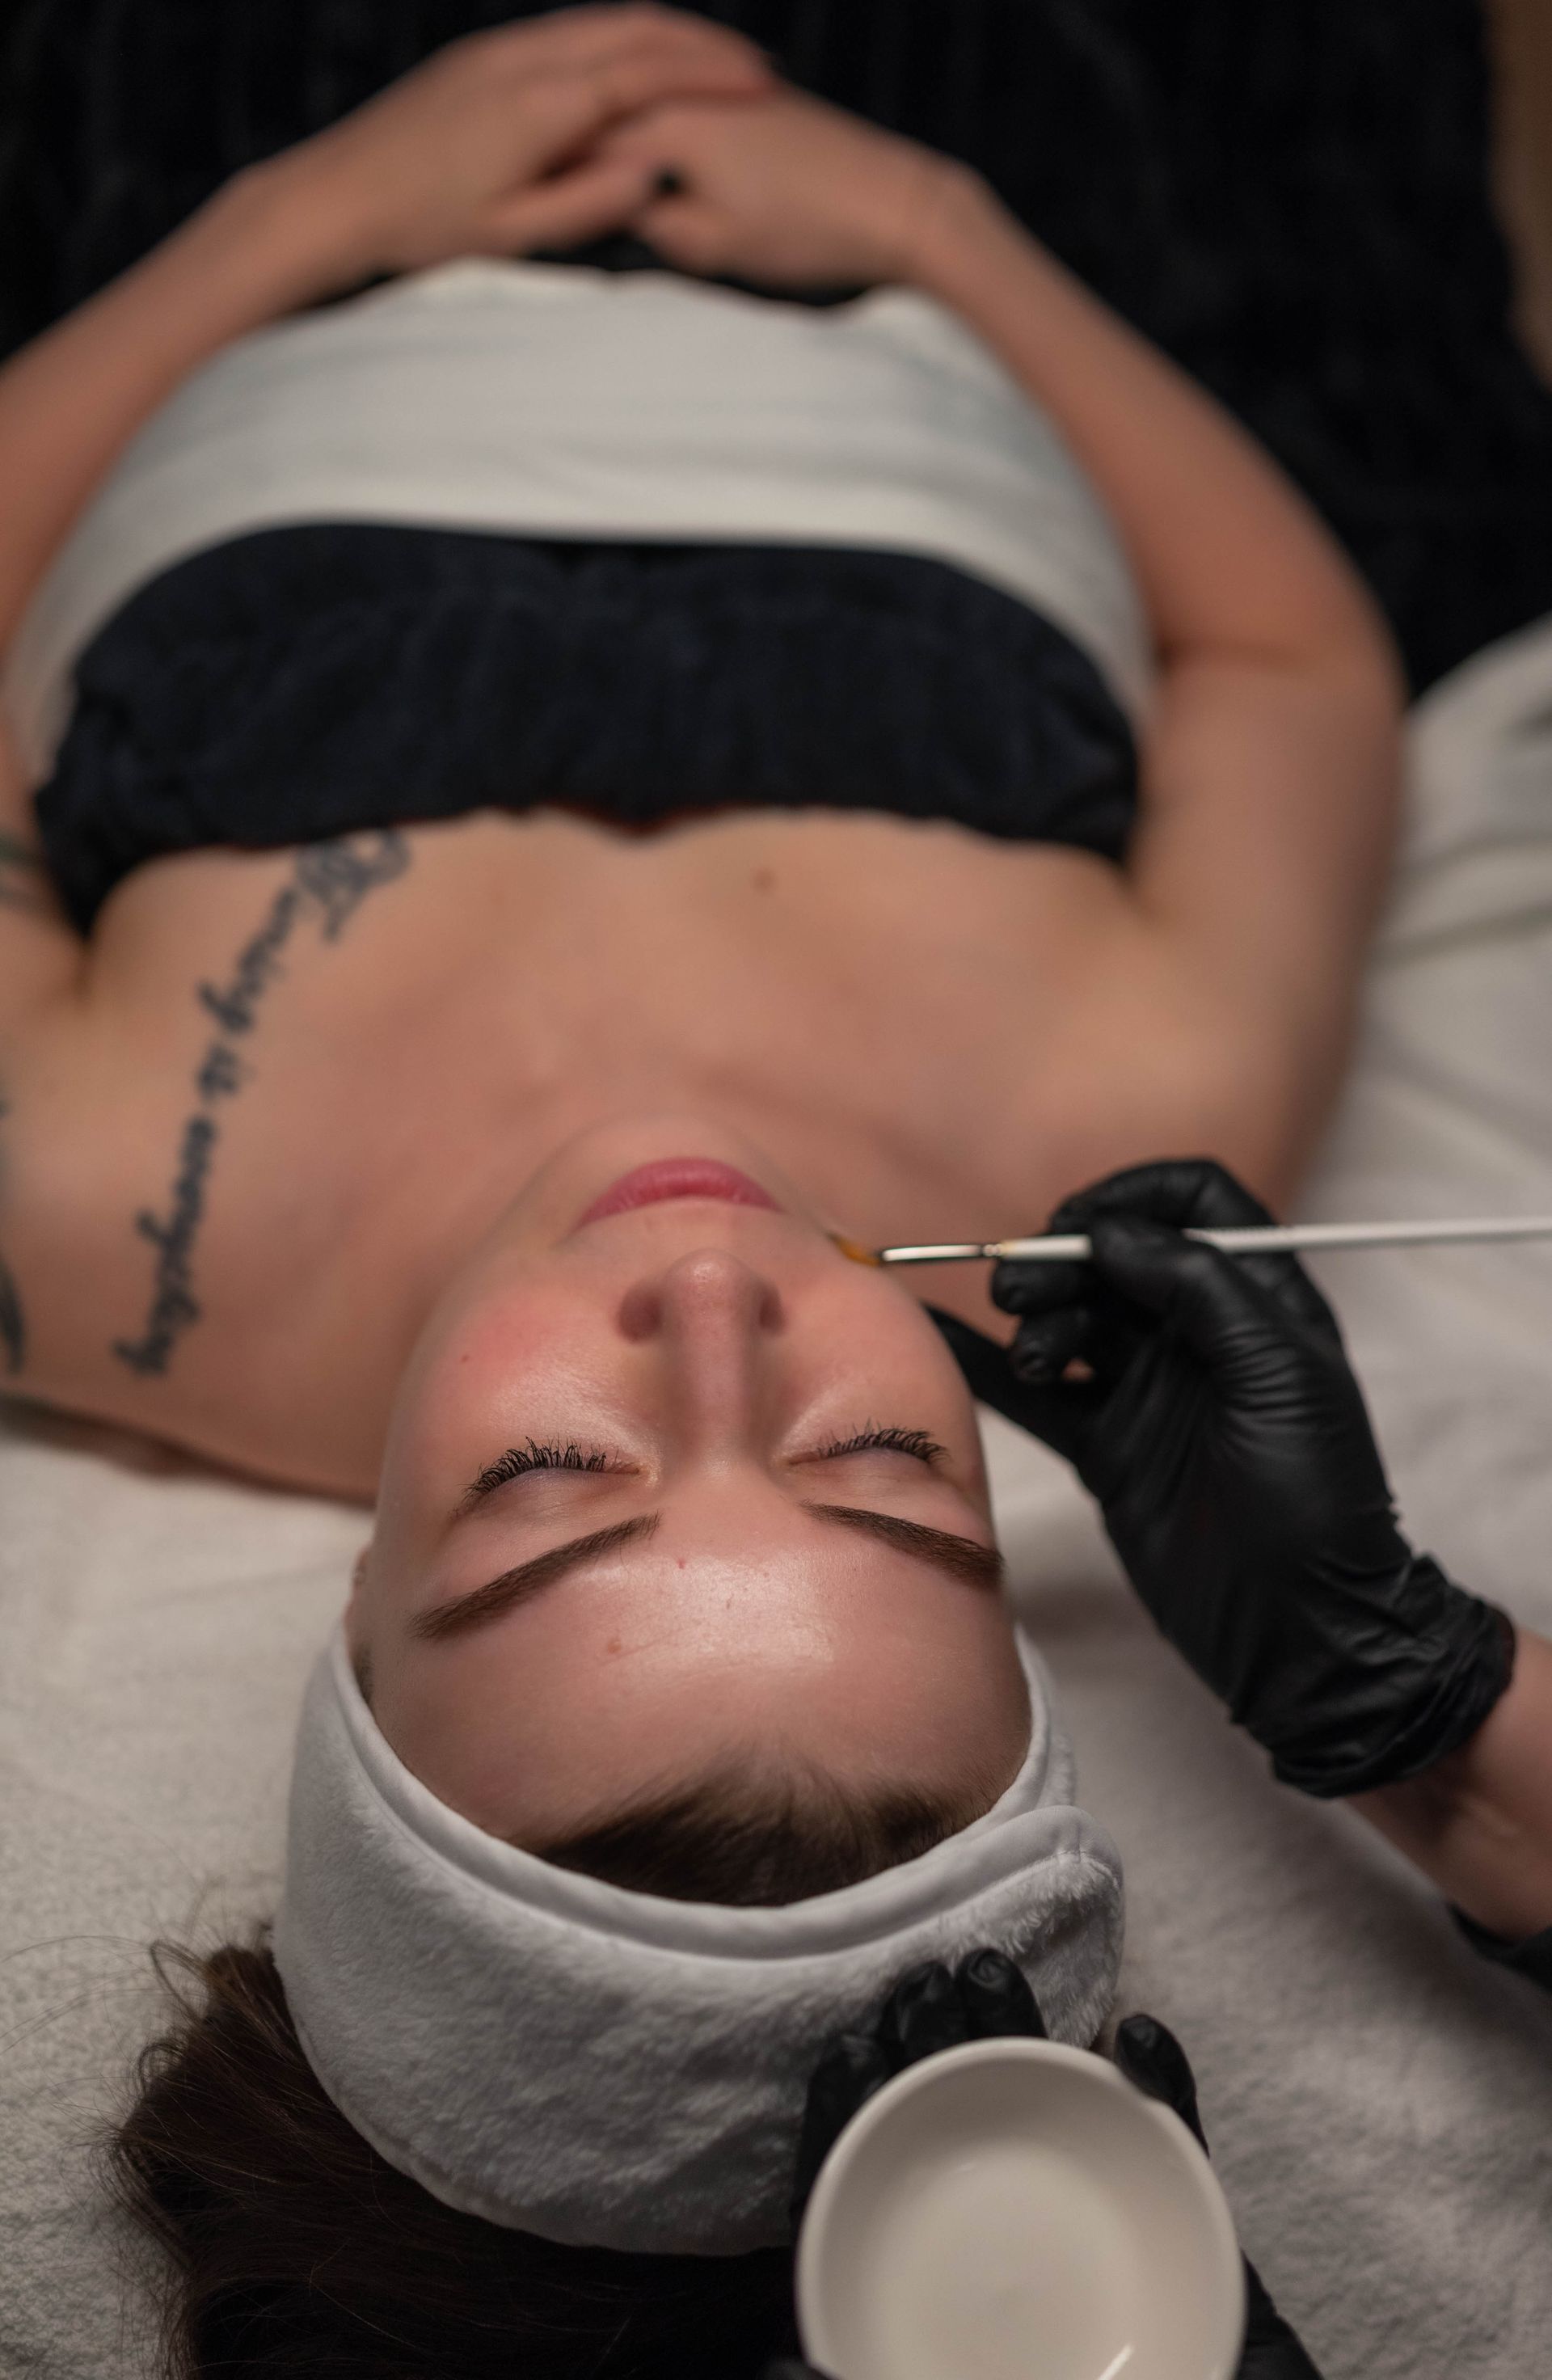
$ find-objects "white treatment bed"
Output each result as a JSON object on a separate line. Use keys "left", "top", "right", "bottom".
{"left": 6, "top": 618, "right": 1552, "bottom": 2378}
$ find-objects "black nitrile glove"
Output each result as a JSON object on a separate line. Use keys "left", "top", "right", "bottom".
{"left": 1115, "top": 2015, "right": 1326, "bottom": 2380}
{"left": 768, "top": 1954, "right": 1322, "bottom": 2380}
{"left": 788, "top": 1950, "right": 1047, "bottom": 2222}
{"left": 971, "top": 1158, "right": 1513, "bottom": 1798}
{"left": 764, "top": 1952, "right": 1046, "bottom": 2380}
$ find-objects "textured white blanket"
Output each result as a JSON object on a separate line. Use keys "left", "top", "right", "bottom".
{"left": 6, "top": 621, "right": 1552, "bottom": 2377}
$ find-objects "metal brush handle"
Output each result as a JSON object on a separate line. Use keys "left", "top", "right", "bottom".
{"left": 874, "top": 1216, "right": 1552, "bottom": 1265}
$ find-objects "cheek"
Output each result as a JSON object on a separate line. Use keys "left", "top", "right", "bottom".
{"left": 377, "top": 1287, "right": 621, "bottom": 1534}
{"left": 823, "top": 1296, "right": 991, "bottom": 1490}
{"left": 446, "top": 1285, "right": 621, "bottom": 1425}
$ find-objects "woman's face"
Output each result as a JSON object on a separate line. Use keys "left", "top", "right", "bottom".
{"left": 352, "top": 1116, "right": 1030, "bottom": 1846}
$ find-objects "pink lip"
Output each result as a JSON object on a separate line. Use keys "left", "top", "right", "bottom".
{"left": 576, "top": 1158, "right": 782, "bottom": 1229}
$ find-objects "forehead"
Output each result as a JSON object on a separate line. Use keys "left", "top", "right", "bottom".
{"left": 369, "top": 1521, "right": 1027, "bottom": 1842}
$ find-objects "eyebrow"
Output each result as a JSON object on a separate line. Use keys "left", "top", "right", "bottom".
{"left": 805, "top": 1503, "right": 1006, "bottom": 1591}
{"left": 412, "top": 1516, "right": 660, "bottom": 1642}
{"left": 411, "top": 1504, "right": 1002, "bottom": 1645}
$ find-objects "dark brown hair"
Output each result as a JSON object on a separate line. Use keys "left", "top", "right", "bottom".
{"left": 109, "top": 1774, "right": 996, "bottom": 2376}
{"left": 109, "top": 1935, "right": 795, "bottom": 2379}
{"left": 541, "top": 1762, "right": 993, "bottom": 1905}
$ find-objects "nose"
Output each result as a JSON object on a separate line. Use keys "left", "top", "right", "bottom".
{"left": 621, "top": 1248, "right": 783, "bottom": 1454}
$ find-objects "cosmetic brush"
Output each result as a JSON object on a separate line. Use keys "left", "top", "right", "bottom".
{"left": 829, "top": 1215, "right": 1552, "bottom": 1268}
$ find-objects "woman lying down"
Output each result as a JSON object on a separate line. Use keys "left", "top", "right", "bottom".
{"left": 0, "top": 6, "right": 1405, "bottom": 2370}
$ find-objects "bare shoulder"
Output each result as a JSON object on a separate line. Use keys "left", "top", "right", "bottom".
{"left": 0, "top": 825, "right": 417, "bottom": 1471}
{"left": 0, "top": 994, "right": 192, "bottom": 1424}
{"left": 1109, "top": 653, "right": 1403, "bottom": 1203}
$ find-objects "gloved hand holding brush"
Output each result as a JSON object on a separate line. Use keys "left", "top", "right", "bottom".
{"left": 943, "top": 1157, "right": 1516, "bottom": 1801}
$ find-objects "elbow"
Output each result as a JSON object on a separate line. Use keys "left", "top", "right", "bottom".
{"left": 1309, "top": 571, "right": 1409, "bottom": 720}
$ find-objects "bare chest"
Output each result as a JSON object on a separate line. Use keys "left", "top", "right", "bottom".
{"left": 24, "top": 810, "right": 1209, "bottom": 1488}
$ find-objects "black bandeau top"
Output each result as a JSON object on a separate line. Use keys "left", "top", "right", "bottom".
{"left": 34, "top": 521, "right": 1137, "bottom": 931}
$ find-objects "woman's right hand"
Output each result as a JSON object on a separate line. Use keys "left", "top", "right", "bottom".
{"left": 600, "top": 83, "right": 974, "bottom": 289}
{"left": 251, "top": 5, "right": 774, "bottom": 287}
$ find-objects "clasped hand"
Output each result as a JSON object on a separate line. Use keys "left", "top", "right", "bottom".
{"left": 260, "top": 5, "right": 771, "bottom": 282}
{"left": 255, "top": 4, "right": 964, "bottom": 294}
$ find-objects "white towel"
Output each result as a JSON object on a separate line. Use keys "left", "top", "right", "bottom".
{"left": 0, "top": 259, "right": 1152, "bottom": 780}
{"left": 272, "top": 1628, "right": 1124, "bottom": 2254}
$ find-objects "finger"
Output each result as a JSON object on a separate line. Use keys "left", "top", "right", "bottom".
{"left": 488, "top": 154, "right": 659, "bottom": 253}
{"left": 1250, "top": 1255, "right": 1346, "bottom": 1347}
{"left": 1113, "top": 2013, "right": 1207, "bottom": 2149}
{"left": 925, "top": 1306, "right": 1099, "bottom": 1466}
{"left": 956, "top": 1948, "right": 1048, "bottom": 2038}
{"left": 791, "top": 2028, "right": 893, "bottom": 2213}
{"left": 1104, "top": 1162, "right": 1338, "bottom": 1340}
{"left": 1050, "top": 1158, "right": 1277, "bottom": 1239}
{"left": 990, "top": 1255, "right": 1090, "bottom": 1318}
{"left": 1241, "top": 2257, "right": 1329, "bottom": 2376}
{"left": 1009, "top": 1305, "right": 1095, "bottom": 1385}
{"left": 879, "top": 1961, "right": 972, "bottom": 2069}
{"left": 1013, "top": 1293, "right": 1151, "bottom": 1394}
{"left": 629, "top": 189, "right": 731, "bottom": 273}
{"left": 521, "top": 51, "right": 764, "bottom": 183}
{"left": 1085, "top": 1214, "right": 1292, "bottom": 1361}
{"left": 487, "top": 6, "right": 774, "bottom": 84}
{"left": 999, "top": 1375, "right": 1099, "bottom": 1468}
{"left": 588, "top": 43, "right": 771, "bottom": 120}
{"left": 1050, "top": 1158, "right": 1340, "bottom": 1336}
{"left": 1088, "top": 1210, "right": 1348, "bottom": 1379}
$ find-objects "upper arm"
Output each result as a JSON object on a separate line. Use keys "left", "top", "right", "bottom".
{"left": 1123, "top": 648, "right": 1405, "bottom": 1193}
{"left": 0, "top": 707, "right": 86, "bottom": 1027}
{"left": 0, "top": 704, "right": 88, "bottom": 1388}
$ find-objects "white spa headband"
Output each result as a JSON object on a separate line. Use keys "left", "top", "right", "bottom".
{"left": 273, "top": 1628, "right": 1124, "bottom": 2255}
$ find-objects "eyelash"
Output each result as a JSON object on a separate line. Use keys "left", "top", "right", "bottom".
{"left": 470, "top": 1440, "right": 618, "bottom": 1495}
{"left": 471, "top": 1424, "right": 943, "bottom": 1496}
{"left": 815, "top": 1425, "right": 944, "bottom": 1465}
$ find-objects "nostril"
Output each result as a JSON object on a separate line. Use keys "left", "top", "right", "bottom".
{"left": 616, "top": 1281, "right": 662, "bottom": 1342}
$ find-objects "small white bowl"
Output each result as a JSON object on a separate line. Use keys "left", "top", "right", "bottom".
{"left": 796, "top": 2038, "right": 1246, "bottom": 2380}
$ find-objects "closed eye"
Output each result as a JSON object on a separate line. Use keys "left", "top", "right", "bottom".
{"left": 807, "top": 1425, "right": 945, "bottom": 1466}
{"left": 458, "top": 1440, "right": 639, "bottom": 1513}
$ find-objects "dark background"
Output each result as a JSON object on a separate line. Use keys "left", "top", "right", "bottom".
{"left": 2, "top": 0, "right": 1550, "bottom": 693}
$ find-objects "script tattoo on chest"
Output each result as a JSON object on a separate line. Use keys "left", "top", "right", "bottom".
{"left": 112, "top": 832, "right": 410, "bottom": 1379}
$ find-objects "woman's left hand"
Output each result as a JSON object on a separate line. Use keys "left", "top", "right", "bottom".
{"left": 599, "top": 85, "right": 972, "bottom": 288}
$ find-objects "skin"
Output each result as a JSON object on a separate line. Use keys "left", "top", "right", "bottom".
{"left": 0, "top": 10, "right": 1403, "bottom": 1834}
{"left": 352, "top": 1113, "right": 1031, "bottom": 1842}
{"left": 1356, "top": 1630, "right": 1552, "bottom": 1939}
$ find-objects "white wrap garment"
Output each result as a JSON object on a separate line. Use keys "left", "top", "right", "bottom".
{"left": 2, "top": 260, "right": 1149, "bottom": 779}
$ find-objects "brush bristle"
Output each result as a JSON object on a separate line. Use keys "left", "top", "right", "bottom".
{"left": 827, "top": 1231, "right": 881, "bottom": 1267}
